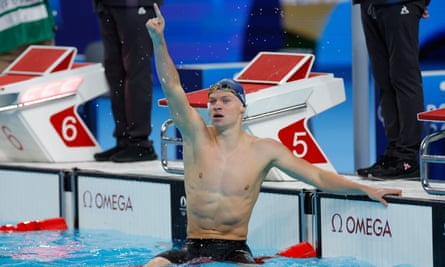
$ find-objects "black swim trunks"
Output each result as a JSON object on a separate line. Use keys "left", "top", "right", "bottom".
{"left": 154, "top": 238, "right": 256, "bottom": 264}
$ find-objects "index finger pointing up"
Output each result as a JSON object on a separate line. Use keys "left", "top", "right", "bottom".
{"left": 153, "top": 3, "right": 162, "bottom": 18}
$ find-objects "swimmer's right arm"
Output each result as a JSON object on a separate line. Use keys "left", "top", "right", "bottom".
{"left": 147, "top": 3, "right": 203, "bottom": 134}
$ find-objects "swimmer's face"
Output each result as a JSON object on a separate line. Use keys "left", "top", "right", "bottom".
{"left": 208, "top": 90, "right": 245, "bottom": 126}
{"left": 208, "top": 82, "right": 246, "bottom": 107}
{"left": 208, "top": 85, "right": 240, "bottom": 104}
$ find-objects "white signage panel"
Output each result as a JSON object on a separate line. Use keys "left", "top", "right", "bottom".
{"left": 320, "top": 197, "right": 433, "bottom": 267}
{"left": 78, "top": 176, "right": 171, "bottom": 239}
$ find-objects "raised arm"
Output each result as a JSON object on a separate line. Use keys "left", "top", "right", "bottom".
{"left": 146, "top": 3, "right": 204, "bottom": 134}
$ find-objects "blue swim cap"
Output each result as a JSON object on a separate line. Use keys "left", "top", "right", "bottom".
{"left": 208, "top": 78, "right": 246, "bottom": 107}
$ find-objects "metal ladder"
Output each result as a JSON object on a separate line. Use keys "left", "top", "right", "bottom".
{"left": 420, "top": 129, "right": 445, "bottom": 195}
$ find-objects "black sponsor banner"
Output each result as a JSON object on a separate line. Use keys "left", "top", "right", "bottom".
{"left": 433, "top": 204, "right": 445, "bottom": 266}
{"left": 170, "top": 181, "right": 187, "bottom": 246}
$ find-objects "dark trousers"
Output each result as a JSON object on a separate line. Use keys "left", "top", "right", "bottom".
{"left": 360, "top": 0, "right": 426, "bottom": 161}
{"left": 97, "top": 5, "right": 155, "bottom": 148}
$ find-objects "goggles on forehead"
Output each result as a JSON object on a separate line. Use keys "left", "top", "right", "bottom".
{"left": 208, "top": 82, "right": 247, "bottom": 107}
{"left": 208, "top": 83, "right": 237, "bottom": 96}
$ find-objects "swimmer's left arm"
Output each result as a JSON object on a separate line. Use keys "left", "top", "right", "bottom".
{"left": 358, "top": 185, "right": 402, "bottom": 206}
{"left": 311, "top": 170, "right": 402, "bottom": 206}
{"left": 264, "top": 138, "right": 402, "bottom": 206}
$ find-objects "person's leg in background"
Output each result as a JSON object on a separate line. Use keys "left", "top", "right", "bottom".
{"left": 94, "top": 5, "right": 157, "bottom": 162}
{"left": 372, "top": 1, "right": 424, "bottom": 178}
{"left": 356, "top": 0, "right": 425, "bottom": 178}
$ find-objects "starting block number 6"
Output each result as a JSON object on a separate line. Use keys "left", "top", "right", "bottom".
{"left": 50, "top": 106, "right": 95, "bottom": 147}
{"left": 1, "top": 125, "right": 24, "bottom": 151}
{"left": 62, "top": 116, "right": 78, "bottom": 142}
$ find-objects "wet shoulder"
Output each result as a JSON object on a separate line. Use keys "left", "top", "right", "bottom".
{"left": 250, "top": 136, "right": 284, "bottom": 156}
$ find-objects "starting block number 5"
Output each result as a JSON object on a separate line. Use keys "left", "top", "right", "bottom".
{"left": 292, "top": 131, "right": 308, "bottom": 158}
{"left": 278, "top": 118, "right": 328, "bottom": 164}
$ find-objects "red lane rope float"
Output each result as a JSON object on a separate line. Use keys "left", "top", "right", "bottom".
{"left": 0, "top": 217, "right": 68, "bottom": 232}
{"left": 254, "top": 241, "right": 317, "bottom": 264}
{"left": 277, "top": 241, "right": 317, "bottom": 258}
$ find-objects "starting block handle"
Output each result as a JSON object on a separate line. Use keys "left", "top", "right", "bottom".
{"left": 160, "top": 101, "right": 311, "bottom": 175}
{"left": 420, "top": 129, "right": 445, "bottom": 195}
{"left": 0, "top": 93, "right": 76, "bottom": 113}
{"left": 160, "top": 102, "right": 307, "bottom": 175}
{"left": 160, "top": 119, "right": 184, "bottom": 175}
{"left": 243, "top": 102, "right": 306, "bottom": 122}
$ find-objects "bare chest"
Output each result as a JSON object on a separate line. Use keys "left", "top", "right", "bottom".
{"left": 189, "top": 151, "right": 264, "bottom": 193}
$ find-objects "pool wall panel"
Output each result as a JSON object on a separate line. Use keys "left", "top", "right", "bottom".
{"left": 248, "top": 190, "right": 301, "bottom": 249}
{"left": 317, "top": 195, "right": 435, "bottom": 267}
{"left": 0, "top": 167, "right": 61, "bottom": 222}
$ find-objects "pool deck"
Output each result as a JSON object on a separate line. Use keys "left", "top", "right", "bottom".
{"left": 0, "top": 159, "right": 442, "bottom": 202}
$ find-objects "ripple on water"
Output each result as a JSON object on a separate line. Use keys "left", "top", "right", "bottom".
{"left": 0, "top": 229, "right": 380, "bottom": 267}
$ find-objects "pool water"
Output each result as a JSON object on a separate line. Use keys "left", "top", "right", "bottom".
{"left": 0, "top": 229, "right": 377, "bottom": 267}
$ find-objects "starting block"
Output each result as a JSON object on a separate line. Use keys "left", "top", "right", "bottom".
{"left": 159, "top": 52, "right": 346, "bottom": 180}
{"left": 417, "top": 108, "right": 445, "bottom": 194}
{"left": 0, "top": 46, "right": 108, "bottom": 162}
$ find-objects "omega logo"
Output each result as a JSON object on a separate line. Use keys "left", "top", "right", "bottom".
{"left": 331, "top": 213, "right": 392, "bottom": 237}
{"left": 180, "top": 196, "right": 187, "bottom": 208}
{"left": 179, "top": 195, "right": 187, "bottom": 216}
{"left": 82, "top": 190, "right": 133, "bottom": 212}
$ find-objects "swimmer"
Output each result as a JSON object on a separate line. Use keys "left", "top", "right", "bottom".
{"left": 144, "top": 3, "right": 402, "bottom": 266}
